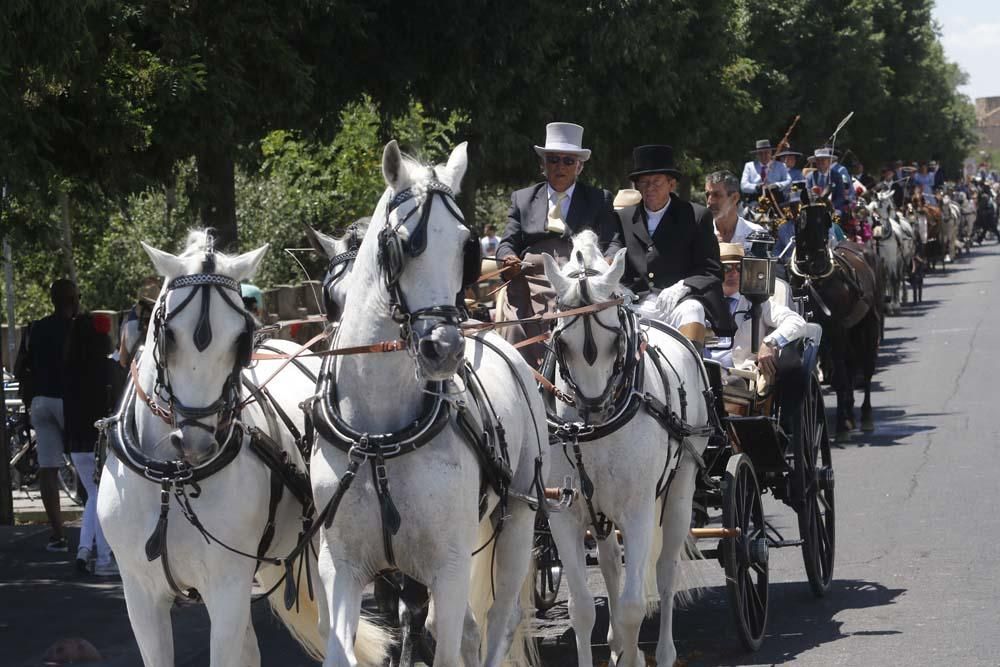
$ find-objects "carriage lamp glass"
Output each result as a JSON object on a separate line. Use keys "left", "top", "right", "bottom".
{"left": 739, "top": 256, "right": 776, "bottom": 298}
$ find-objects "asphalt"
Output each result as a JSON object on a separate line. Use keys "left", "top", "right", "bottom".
{"left": 3, "top": 242, "right": 1000, "bottom": 666}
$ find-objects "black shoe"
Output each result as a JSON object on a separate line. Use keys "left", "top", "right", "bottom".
{"left": 76, "top": 558, "right": 91, "bottom": 575}
{"left": 46, "top": 536, "right": 69, "bottom": 553}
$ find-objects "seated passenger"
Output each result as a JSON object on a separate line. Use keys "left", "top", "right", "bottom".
{"left": 708, "top": 242, "right": 807, "bottom": 382}
{"left": 617, "top": 145, "right": 735, "bottom": 350}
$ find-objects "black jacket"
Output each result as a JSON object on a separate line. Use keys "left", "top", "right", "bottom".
{"left": 496, "top": 181, "right": 623, "bottom": 259}
{"left": 619, "top": 195, "right": 735, "bottom": 336}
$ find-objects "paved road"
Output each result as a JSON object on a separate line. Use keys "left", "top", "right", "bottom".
{"left": 538, "top": 242, "right": 1000, "bottom": 665}
{"left": 4, "top": 244, "right": 999, "bottom": 665}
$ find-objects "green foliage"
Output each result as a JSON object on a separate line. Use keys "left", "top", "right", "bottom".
{"left": 0, "top": 0, "right": 980, "bottom": 328}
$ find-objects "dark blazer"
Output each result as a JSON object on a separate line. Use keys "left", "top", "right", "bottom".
{"left": 619, "top": 195, "right": 735, "bottom": 336}
{"left": 496, "top": 181, "right": 623, "bottom": 259}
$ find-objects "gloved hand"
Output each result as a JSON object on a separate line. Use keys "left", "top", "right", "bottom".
{"left": 654, "top": 280, "right": 690, "bottom": 317}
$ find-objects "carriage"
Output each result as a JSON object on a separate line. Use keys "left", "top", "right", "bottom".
{"left": 529, "top": 239, "right": 836, "bottom": 654}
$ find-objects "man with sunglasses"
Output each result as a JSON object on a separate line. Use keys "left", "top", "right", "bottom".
{"left": 495, "top": 122, "right": 621, "bottom": 366}
{"left": 708, "top": 243, "right": 806, "bottom": 381}
{"left": 617, "top": 145, "right": 734, "bottom": 351}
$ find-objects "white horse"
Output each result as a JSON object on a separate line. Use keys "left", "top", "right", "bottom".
{"left": 939, "top": 193, "right": 961, "bottom": 262}
{"left": 541, "top": 232, "right": 712, "bottom": 667}
{"left": 868, "top": 190, "right": 907, "bottom": 314}
{"left": 97, "top": 232, "right": 388, "bottom": 666}
{"left": 310, "top": 141, "right": 548, "bottom": 666}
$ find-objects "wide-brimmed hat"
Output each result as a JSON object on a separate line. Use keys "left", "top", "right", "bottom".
{"left": 629, "top": 145, "right": 682, "bottom": 180}
{"left": 749, "top": 139, "right": 775, "bottom": 154}
{"left": 533, "top": 122, "right": 591, "bottom": 161}
{"left": 719, "top": 242, "right": 745, "bottom": 264}
{"left": 613, "top": 188, "right": 642, "bottom": 209}
{"left": 808, "top": 146, "right": 838, "bottom": 161}
{"left": 775, "top": 147, "right": 803, "bottom": 159}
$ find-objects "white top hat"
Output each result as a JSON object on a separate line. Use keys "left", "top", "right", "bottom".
{"left": 534, "top": 122, "right": 592, "bottom": 161}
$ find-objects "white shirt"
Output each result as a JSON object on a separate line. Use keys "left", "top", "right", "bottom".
{"left": 708, "top": 293, "right": 808, "bottom": 370}
{"left": 645, "top": 199, "right": 671, "bottom": 236}
{"left": 714, "top": 216, "right": 764, "bottom": 251}
{"left": 480, "top": 234, "right": 499, "bottom": 255}
{"left": 546, "top": 183, "right": 576, "bottom": 220}
{"left": 740, "top": 159, "right": 791, "bottom": 195}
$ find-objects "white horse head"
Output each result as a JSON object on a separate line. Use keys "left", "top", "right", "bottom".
{"left": 542, "top": 231, "right": 628, "bottom": 421}
{"left": 305, "top": 218, "right": 370, "bottom": 322}
{"left": 140, "top": 232, "right": 268, "bottom": 464}
{"left": 348, "top": 140, "right": 470, "bottom": 380}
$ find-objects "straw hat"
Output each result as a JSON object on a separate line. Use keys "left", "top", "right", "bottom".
{"left": 719, "top": 242, "right": 745, "bottom": 264}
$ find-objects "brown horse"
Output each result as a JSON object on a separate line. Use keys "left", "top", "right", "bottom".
{"left": 789, "top": 204, "right": 882, "bottom": 438}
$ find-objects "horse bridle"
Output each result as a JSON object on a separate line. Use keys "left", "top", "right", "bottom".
{"left": 551, "top": 256, "right": 635, "bottom": 420}
{"left": 377, "top": 179, "right": 467, "bottom": 349}
{"left": 322, "top": 222, "right": 364, "bottom": 322}
{"left": 149, "top": 254, "right": 256, "bottom": 441}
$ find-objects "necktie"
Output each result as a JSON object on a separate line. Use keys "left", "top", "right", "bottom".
{"left": 760, "top": 163, "right": 768, "bottom": 183}
{"left": 547, "top": 191, "right": 567, "bottom": 234}
{"left": 728, "top": 296, "right": 739, "bottom": 315}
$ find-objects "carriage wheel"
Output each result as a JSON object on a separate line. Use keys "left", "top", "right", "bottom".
{"left": 796, "top": 373, "right": 836, "bottom": 597}
{"left": 722, "top": 454, "right": 769, "bottom": 651}
{"left": 532, "top": 515, "right": 563, "bottom": 611}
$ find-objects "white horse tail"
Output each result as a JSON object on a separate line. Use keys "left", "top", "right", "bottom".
{"left": 259, "top": 559, "right": 392, "bottom": 667}
{"left": 468, "top": 516, "right": 541, "bottom": 666}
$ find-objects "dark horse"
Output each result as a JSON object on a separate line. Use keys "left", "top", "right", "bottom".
{"left": 789, "top": 204, "right": 882, "bottom": 439}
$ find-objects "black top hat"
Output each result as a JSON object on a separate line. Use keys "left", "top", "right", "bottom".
{"left": 629, "top": 145, "right": 682, "bottom": 180}
{"left": 749, "top": 139, "right": 775, "bottom": 154}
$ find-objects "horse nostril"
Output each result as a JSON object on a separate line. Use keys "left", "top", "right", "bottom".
{"left": 419, "top": 338, "right": 443, "bottom": 361}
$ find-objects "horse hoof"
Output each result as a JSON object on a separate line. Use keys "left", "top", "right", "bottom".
{"left": 861, "top": 420, "right": 875, "bottom": 433}
{"left": 845, "top": 418, "right": 856, "bottom": 431}
{"left": 835, "top": 430, "right": 851, "bottom": 443}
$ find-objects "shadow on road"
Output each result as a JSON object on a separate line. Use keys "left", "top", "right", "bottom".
{"left": 537, "top": 579, "right": 904, "bottom": 666}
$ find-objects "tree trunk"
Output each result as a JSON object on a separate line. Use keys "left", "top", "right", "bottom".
{"left": 58, "top": 189, "right": 78, "bottom": 284}
{"left": 196, "top": 147, "right": 238, "bottom": 251}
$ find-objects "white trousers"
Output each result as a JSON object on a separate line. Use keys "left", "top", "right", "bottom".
{"left": 69, "top": 452, "right": 112, "bottom": 566}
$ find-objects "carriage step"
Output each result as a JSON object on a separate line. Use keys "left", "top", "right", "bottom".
{"left": 767, "top": 538, "right": 804, "bottom": 548}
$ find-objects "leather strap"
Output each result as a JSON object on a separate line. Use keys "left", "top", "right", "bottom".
{"left": 462, "top": 296, "right": 624, "bottom": 333}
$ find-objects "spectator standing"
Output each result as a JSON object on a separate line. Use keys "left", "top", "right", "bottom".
{"left": 479, "top": 224, "right": 500, "bottom": 256}
{"left": 14, "top": 279, "right": 79, "bottom": 551}
{"left": 117, "top": 277, "right": 159, "bottom": 368}
{"left": 64, "top": 313, "right": 120, "bottom": 575}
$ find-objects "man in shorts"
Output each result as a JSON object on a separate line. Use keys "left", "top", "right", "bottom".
{"left": 16, "top": 279, "right": 80, "bottom": 551}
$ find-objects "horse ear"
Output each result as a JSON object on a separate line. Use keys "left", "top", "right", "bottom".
{"left": 304, "top": 225, "right": 338, "bottom": 259}
{"left": 440, "top": 142, "right": 468, "bottom": 194}
{"left": 603, "top": 248, "right": 628, "bottom": 288}
{"left": 382, "top": 140, "right": 404, "bottom": 189}
{"left": 141, "top": 242, "right": 186, "bottom": 280}
{"left": 228, "top": 244, "right": 270, "bottom": 282}
{"left": 542, "top": 253, "right": 571, "bottom": 296}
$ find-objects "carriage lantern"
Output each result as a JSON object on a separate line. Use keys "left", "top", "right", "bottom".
{"left": 740, "top": 229, "right": 778, "bottom": 353}
{"left": 740, "top": 230, "right": 777, "bottom": 300}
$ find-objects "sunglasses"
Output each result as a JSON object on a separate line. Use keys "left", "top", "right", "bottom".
{"left": 545, "top": 155, "right": 579, "bottom": 166}
{"left": 724, "top": 264, "right": 742, "bottom": 273}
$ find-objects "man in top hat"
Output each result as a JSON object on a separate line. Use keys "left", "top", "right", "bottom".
{"left": 617, "top": 145, "right": 734, "bottom": 349}
{"left": 741, "top": 139, "right": 792, "bottom": 201}
{"left": 708, "top": 242, "right": 807, "bottom": 380}
{"left": 806, "top": 146, "right": 852, "bottom": 222}
{"left": 496, "top": 121, "right": 622, "bottom": 366}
